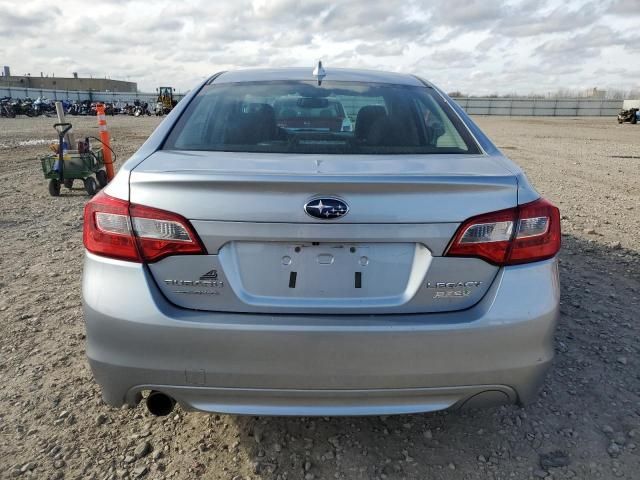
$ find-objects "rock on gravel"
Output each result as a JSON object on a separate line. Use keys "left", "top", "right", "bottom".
{"left": 133, "top": 465, "right": 148, "bottom": 478}
{"left": 539, "top": 450, "right": 570, "bottom": 469}
{"left": 608, "top": 443, "right": 622, "bottom": 458}
{"left": 134, "top": 441, "right": 152, "bottom": 459}
{"left": 95, "top": 413, "right": 107, "bottom": 426}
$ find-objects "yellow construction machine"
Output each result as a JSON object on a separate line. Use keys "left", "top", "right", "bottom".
{"left": 155, "top": 86, "right": 177, "bottom": 116}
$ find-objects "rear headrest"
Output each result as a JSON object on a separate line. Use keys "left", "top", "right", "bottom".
{"left": 225, "top": 104, "right": 277, "bottom": 145}
{"left": 366, "top": 113, "right": 421, "bottom": 147}
{"left": 355, "top": 105, "right": 387, "bottom": 139}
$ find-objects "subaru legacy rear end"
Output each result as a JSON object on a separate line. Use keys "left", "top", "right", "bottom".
{"left": 82, "top": 68, "right": 560, "bottom": 416}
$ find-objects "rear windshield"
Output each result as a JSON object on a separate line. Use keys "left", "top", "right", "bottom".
{"left": 164, "top": 81, "right": 480, "bottom": 155}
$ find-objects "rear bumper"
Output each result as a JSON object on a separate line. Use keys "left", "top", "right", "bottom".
{"left": 83, "top": 252, "right": 559, "bottom": 415}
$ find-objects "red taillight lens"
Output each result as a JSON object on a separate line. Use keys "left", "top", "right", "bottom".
{"left": 83, "top": 191, "right": 206, "bottom": 263}
{"left": 129, "top": 203, "right": 205, "bottom": 262}
{"left": 445, "top": 198, "right": 561, "bottom": 266}
{"left": 83, "top": 192, "right": 139, "bottom": 262}
{"left": 508, "top": 198, "right": 561, "bottom": 265}
{"left": 444, "top": 207, "right": 516, "bottom": 265}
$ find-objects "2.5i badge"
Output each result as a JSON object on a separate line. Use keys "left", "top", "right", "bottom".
{"left": 426, "top": 281, "right": 483, "bottom": 299}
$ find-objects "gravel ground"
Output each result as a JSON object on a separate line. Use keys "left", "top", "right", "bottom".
{"left": 0, "top": 115, "right": 638, "bottom": 480}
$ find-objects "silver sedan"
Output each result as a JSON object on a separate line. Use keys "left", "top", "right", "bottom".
{"left": 82, "top": 66, "right": 560, "bottom": 416}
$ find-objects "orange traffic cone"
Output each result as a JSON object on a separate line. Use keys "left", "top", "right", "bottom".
{"left": 96, "top": 103, "right": 115, "bottom": 181}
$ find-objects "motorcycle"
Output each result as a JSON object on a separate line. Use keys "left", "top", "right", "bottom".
{"left": 32, "top": 97, "right": 56, "bottom": 117}
{"left": 0, "top": 97, "right": 16, "bottom": 118}
{"left": 19, "top": 98, "right": 35, "bottom": 116}
{"left": 103, "top": 102, "right": 116, "bottom": 115}
{"left": 68, "top": 101, "right": 81, "bottom": 116}
{"left": 132, "top": 100, "right": 151, "bottom": 117}
{"left": 617, "top": 108, "right": 638, "bottom": 124}
{"left": 68, "top": 100, "right": 92, "bottom": 116}
{"left": 113, "top": 101, "right": 125, "bottom": 115}
{"left": 155, "top": 101, "right": 165, "bottom": 116}
{"left": 120, "top": 103, "right": 133, "bottom": 115}
{"left": 60, "top": 100, "right": 72, "bottom": 113}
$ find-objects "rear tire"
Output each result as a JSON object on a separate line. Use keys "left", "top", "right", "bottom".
{"left": 84, "top": 177, "right": 98, "bottom": 196}
{"left": 96, "top": 170, "right": 108, "bottom": 188}
{"left": 64, "top": 179, "right": 74, "bottom": 189}
{"left": 48, "top": 179, "right": 61, "bottom": 197}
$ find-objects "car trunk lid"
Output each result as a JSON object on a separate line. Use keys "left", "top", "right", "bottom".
{"left": 131, "top": 151, "right": 517, "bottom": 314}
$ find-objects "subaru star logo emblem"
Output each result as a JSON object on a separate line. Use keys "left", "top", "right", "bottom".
{"left": 304, "top": 197, "right": 349, "bottom": 220}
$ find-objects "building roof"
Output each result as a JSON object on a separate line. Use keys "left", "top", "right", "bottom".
{"left": 213, "top": 67, "right": 427, "bottom": 86}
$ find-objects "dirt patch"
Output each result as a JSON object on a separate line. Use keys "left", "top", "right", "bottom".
{"left": 0, "top": 115, "right": 638, "bottom": 479}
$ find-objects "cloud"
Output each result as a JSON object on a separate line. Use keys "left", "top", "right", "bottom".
{"left": 0, "top": 0, "right": 637, "bottom": 94}
{"left": 0, "top": 4, "right": 61, "bottom": 36}
{"left": 355, "top": 42, "right": 407, "bottom": 57}
{"left": 422, "top": 49, "right": 487, "bottom": 70}
{"left": 534, "top": 25, "right": 640, "bottom": 64}
{"left": 608, "top": 0, "right": 640, "bottom": 15}
{"left": 303, "top": 2, "right": 432, "bottom": 43}
{"left": 430, "top": 0, "right": 506, "bottom": 28}
{"left": 494, "top": 2, "right": 604, "bottom": 37}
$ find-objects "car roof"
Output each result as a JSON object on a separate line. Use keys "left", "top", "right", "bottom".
{"left": 212, "top": 68, "right": 427, "bottom": 87}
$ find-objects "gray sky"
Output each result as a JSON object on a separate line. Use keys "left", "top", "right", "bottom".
{"left": 1, "top": 0, "right": 639, "bottom": 94}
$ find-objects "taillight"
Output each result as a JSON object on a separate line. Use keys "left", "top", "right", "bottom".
{"left": 83, "top": 193, "right": 139, "bottom": 262}
{"left": 129, "top": 203, "right": 205, "bottom": 262}
{"left": 83, "top": 191, "right": 206, "bottom": 263}
{"left": 445, "top": 198, "right": 560, "bottom": 266}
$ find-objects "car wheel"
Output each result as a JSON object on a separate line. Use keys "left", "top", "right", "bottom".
{"left": 84, "top": 177, "right": 98, "bottom": 196}
{"left": 49, "top": 179, "right": 61, "bottom": 197}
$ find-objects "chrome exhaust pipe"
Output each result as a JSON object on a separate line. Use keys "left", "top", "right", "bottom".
{"left": 146, "top": 391, "right": 176, "bottom": 416}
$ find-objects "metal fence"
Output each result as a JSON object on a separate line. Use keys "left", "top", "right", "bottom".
{"left": 451, "top": 97, "right": 622, "bottom": 116}
{"left": 0, "top": 86, "right": 624, "bottom": 116}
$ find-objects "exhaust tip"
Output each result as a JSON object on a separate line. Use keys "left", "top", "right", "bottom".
{"left": 146, "top": 391, "right": 176, "bottom": 416}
